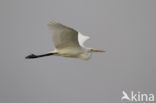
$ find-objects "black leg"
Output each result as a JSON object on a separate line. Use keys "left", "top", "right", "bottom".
{"left": 25, "top": 53, "right": 57, "bottom": 59}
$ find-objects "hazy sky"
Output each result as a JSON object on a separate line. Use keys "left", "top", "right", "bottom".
{"left": 0, "top": 0, "right": 156, "bottom": 103}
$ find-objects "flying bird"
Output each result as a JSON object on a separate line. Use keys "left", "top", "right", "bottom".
{"left": 25, "top": 21, "right": 104, "bottom": 60}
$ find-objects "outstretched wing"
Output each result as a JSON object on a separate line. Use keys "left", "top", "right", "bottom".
{"left": 78, "top": 32, "right": 90, "bottom": 47}
{"left": 48, "top": 21, "right": 80, "bottom": 50}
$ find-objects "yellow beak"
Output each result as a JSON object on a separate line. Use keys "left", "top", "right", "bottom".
{"left": 92, "top": 49, "right": 105, "bottom": 52}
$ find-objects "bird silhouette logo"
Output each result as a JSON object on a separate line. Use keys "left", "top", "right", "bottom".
{"left": 121, "top": 91, "right": 131, "bottom": 101}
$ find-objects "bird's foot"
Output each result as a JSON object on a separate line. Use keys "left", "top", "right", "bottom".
{"left": 25, "top": 54, "right": 38, "bottom": 59}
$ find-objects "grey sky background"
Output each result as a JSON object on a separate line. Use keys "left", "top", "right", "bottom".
{"left": 0, "top": 0, "right": 156, "bottom": 103}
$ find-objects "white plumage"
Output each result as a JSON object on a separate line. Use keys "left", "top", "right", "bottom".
{"left": 26, "top": 21, "right": 104, "bottom": 60}
{"left": 78, "top": 32, "right": 90, "bottom": 47}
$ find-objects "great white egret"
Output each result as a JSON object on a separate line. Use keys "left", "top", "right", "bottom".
{"left": 26, "top": 21, "right": 104, "bottom": 60}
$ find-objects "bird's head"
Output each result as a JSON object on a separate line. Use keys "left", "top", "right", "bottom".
{"left": 79, "top": 48, "right": 104, "bottom": 60}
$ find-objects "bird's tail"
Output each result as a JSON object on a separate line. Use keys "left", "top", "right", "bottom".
{"left": 25, "top": 53, "right": 57, "bottom": 59}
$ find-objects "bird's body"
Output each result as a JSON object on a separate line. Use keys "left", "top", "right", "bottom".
{"left": 54, "top": 47, "right": 91, "bottom": 60}
{"left": 26, "top": 21, "right": 104, "bottom": 60}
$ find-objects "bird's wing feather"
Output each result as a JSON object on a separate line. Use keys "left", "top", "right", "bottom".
{"left": 48, "top": 21, "right": 80, "bottom": 50}
{"left": 78, "top": 32, "right": 90, "bottom": 47}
